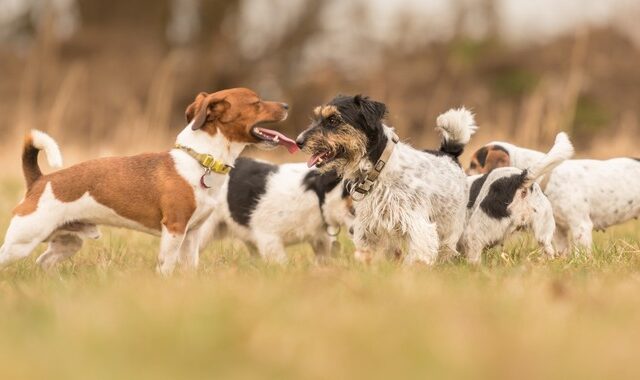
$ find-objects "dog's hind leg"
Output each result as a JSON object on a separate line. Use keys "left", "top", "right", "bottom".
{"left": 0, "top": 214, "right": 58, "bottom": 267}
{"left": 254, "top": 232, "right": 287, "bottom": 264}
{"left": 570, "top": 218, "right": 594, "bottom": 255}
{"left": 36, "top": 233, "right": 84, "bottom": 269}
{"left": 404, "top": 216, "right": 439, "bottom": 265}
{"left": 36, "top": 223, "right": 101, "bottom": 269}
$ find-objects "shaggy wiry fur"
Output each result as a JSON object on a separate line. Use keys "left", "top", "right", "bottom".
{"left": 197, "top": 158, "right": 355, "bottom": 263}
{"left": 462, "top": 133, "right": 574, "bottom": 264}
{"left": 296, "top": 95, "right": 477, "bottom": 264}
{"left": 467, "top": 134, "right": 640, "bottom": 254}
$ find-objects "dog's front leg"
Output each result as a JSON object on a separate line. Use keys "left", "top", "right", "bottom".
{"left": 157, "top": 229, "right": 184, "bottom": 276}
{"left": 351, "top": 223, "right": 378, "bottom": 264}
{"left": 179, "top": 229, "right": 200, "bottom": 271}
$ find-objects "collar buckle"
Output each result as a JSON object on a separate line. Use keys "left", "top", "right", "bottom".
{"left": 175, "top": 144, "right": 231, "bottom": 175}
{"left": 348, "top": 132, "right": 398, "bottom": 201}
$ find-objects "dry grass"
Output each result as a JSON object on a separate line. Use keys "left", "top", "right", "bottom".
{"left": 1, "top": 179, "right": 640, "bottom": 379}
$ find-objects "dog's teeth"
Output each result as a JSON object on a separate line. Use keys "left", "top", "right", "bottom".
{"left": 274, "top": 136, "right": 279, "bottom": 143}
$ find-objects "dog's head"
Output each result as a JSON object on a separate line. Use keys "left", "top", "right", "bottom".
{"left": 466, "top": 144, "right": 511, "bottom": 175}
{"left": 295, "top": 95, "right": 388, "bottom": 175}
{"left": 185, "top": 88, "right": 297, "bottom": 153}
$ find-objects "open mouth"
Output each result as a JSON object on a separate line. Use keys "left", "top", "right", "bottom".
{"left": 307, "top": 150, "right": 335, "bottom": 168}
{"left": 251, "top": 126, "right": 299, "bottom": 153}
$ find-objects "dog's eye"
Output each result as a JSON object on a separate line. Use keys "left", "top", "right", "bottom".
{"left": 326, "top": 115, "right": 340, "bottom": 127}
{"left": 521, "top": 188, "right": 528, "bottom": 198}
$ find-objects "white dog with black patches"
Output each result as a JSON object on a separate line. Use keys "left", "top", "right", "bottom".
{"left": 462, "top": 132, "right": 574, "bottom": 263}
{"left": 296, "top": 95, "right": 477, "bottom": 264}
{"left": 467, "top": 134, "right": 640, "bottom": 253}
{"left": 197, "top": 157, "right": 354, "bottom": 263}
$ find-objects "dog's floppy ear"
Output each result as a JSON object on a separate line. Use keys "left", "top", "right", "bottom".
{"left": 185, "top": 92, "right": 207, "bottom": 124}
{"left": 188, "top": 92, "right": 230, "bottom": 130}
{"left": 483, "top": 147, "right": 510, "bottom": 172}
{"left": 354, "top": 94, "right": 387, "bottom": 129}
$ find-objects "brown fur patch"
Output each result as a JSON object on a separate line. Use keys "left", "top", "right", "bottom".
{"left": 467, "top": 145, "right": 511, "bottom": 174}
{"left": 483, "top": 147, "right": 511, "bottom": 172}
{"left": 184, "top": 87, "right": 288, "bottom": 144}
{"left": 22, "top": 135, "right": 42, "bottom": 191}
{"left": 320, "top": 105, "right": 338, "bottom": 119}
{"left": 13, "top": 153, "right": 195, "bottom": 234}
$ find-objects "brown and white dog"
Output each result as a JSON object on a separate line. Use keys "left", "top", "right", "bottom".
{"left": 0, "top": 88, "right": 297, "bottom": 274}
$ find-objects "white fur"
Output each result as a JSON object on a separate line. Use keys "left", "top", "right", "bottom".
{"left": 435, "top": 107, "right": 477, "bottom": 145}
{"left": 462, "top": 133, "right": 576, "bottom": 263}
{"left": 349, "top": 108, "right": 476, "bottom": 265}
{"left": 31, "top": 130, "right": 63, "bottom": 168}
{"left": 523, "top": 132, "right": 574, "bottom": 186}
{"left": 198, "top": 161, "right": 354, "bottom": 263}
{"left": 475, "top": 136, "right": 640, "bottom": 253}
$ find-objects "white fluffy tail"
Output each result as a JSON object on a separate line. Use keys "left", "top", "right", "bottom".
{"left": 524, "top": 132, "right": 573, "bottom": 186}
{"left": 31, "top": 130, "right": 63, "bottom": 168}
{"left": 435, "top": 107, "right": 478, "bottom": 158}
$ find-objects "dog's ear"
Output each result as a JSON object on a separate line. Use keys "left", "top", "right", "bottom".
{"left": 189, "top": 92, "right": 231, "bottom": 130}
{"left": 185, "top": 92, "right": 207, "bottom": 124}
{"left": 354, "top": 95, "right": 387, "bottom": 129}
{"left": 483, "top": 147, "right": 510, "bottom": 172}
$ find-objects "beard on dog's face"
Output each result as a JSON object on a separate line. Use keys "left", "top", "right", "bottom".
{"left": 296, "top": 95, "right": 388, "bottom": 176}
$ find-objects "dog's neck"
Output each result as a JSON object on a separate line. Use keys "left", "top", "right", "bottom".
{"left": 174, "top": 122, "right": 247, "bottom": 167}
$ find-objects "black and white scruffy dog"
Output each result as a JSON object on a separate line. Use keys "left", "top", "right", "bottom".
{"left": 462, "top": 132, "right": 574, "bottom": 264}
{"left": 295, "top": 95, "right": 477, "bottom": 264}
{"left": 197, "top": 157, "right": 355, "bottom": 263}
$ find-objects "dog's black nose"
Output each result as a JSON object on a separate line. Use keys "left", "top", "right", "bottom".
{"left": 349, "top": 226, "right": 354, "bottom": 236}
{"left": 296, "top": 134, "right": 306, "bottom": 148}
{"left": 281, "top": 103, "right": 290, "bottom": 110}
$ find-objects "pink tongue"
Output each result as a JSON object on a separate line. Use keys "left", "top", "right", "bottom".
{"left": 257, "top": 128, "right": 299, "bottom": 154}
{"left": 307, "top": 154, "right": 322, "bottom": 168}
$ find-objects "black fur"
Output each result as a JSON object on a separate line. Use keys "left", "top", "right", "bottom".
{"left": 479, "top": 171, "right": 528, "bottom": 219}
{"left": 475, "top": 146, "right": 489, "bottom": 166}
{"left": 329, "top": 95, "right": 389, "bottom": 164}
{"left": 302, "top": 169, "right": 342, "bottom": 207}
{"left": 439, "top": 140, "right": 466, "bottom": 160}
{"left": 491, "top": 145, "right": 509, "bottom": 155}
{"left": 227, "top": 157, "right": 278, "bottom": 226}
{"left": 467, "top": 173, "right": 489, "bottom": 208}
{"left": 422, "top": 148, "right": 463, "bottom": 166}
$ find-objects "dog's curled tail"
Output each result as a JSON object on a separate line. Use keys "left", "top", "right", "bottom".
{"left": 524, "top": 132, "right": 573, "bottom": 187}
{"left": 435, "top": 107, "right": 478, "bottom": 159}
{"left": 22, "top": 130, "right": 63, "bottom": 189}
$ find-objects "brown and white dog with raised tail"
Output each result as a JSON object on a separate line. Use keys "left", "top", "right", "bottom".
{"left": 0, "top": 88, "right": 298, "bottom": 274}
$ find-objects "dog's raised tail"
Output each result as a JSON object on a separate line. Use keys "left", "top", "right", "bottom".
{"left": 435, "top": 107, "right": 478, "bottom": 159}
{"left": 22, "top": 130, "right": 63, "bottom": 189}
{"left": 524, "top": 132, "right": 573, "bottom": 187}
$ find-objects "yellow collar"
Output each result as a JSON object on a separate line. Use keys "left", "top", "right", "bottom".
{"left": 174, "top": 144, "right": 232, "bottom": 175}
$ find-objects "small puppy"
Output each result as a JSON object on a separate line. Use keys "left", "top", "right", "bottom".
{"left": 0, "top": 88, "right": 295, "bottom": 274}
{"left": 198, "top": 157, "right": 355, "bottom": 263}
{"left": 296, "top": 95, "right": 477, "bottom": 264}
{"left": 467, "top": 134, "right": 640, "bottom": 253}
{"left": 462, "top": 133, "right": 574, "bottom": 263}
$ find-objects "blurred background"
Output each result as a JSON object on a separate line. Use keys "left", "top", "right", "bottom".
{"left": 1, "top": 0, "right": 639, "bottom": 168}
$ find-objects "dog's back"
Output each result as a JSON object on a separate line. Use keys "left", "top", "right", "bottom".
{"left": 199, "top": 157, "right": 354, "bottom": 261}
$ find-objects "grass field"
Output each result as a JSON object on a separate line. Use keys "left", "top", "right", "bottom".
{"left": 1, "top": 177, "right": 640, "bottom": 380}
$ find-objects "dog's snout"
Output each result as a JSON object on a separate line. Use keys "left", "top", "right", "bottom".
{"left": 296, "top": 134, "right": 306, "bottom": 148}
{"left": 281, "top": 103, "right": 290, "bottom": 110}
